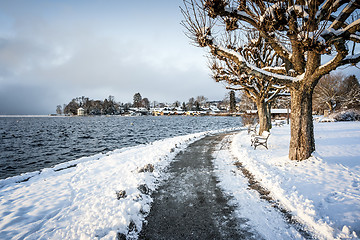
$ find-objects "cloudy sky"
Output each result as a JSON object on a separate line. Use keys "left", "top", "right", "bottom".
{"left": 0, "top": 0, "right": 230, "bottom": 115}
{"left": 0, "top": 1, "right": 359, "bottom": 115}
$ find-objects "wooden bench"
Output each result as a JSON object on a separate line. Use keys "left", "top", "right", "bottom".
{"left": 251, "top": 131, "right": 270, "bottom": 149}
{"left": 247, "top": 123, "right": 258, "bottom": 135}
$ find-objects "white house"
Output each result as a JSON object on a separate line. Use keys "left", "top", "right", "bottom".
{"left": 77, "top": 107, "right": 85, "bottom": 116}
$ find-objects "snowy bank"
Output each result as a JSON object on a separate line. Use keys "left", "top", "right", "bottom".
{"left": 228, "top": 122, "right": 360, "bottom": 239}
{"left": 0, "top": 128, "right": 238, "bottom": 239}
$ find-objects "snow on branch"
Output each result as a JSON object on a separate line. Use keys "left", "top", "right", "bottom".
{"left": 350, "top": 34, "right": 360, "bottom": 43}
{"left": 259, "top": 2, "right": 287, "bottom": 23}
{"left": 321, "top": 14, "right": 360, "bottom": 45}
{"left": 262, "top": 66, "right": 287, "bottom": 75}
{"left": 212, "top": 41, "right": 301, "bottom": 85}
{"left": 315, "top": 44, "right": 356, "bottom": 78}
{"left": 224, "top": 7, "right": 253, "bottom": 22}
{"left": 287, "top": 5, "right": 309, "bottom": 19}
{"left": 342, "top": 54, "right": 360, "bottom": 65}
{"left": 329, "top": 0, "right": 359, "bottom": 30}
{"left": 265, "top": 88, "right": 282, "bottom": 103}
{"left": 342, "top": 18, "right": 360, "bottom": 34}
{"left": 225, "top": 86, "right": 244, "bottom": 91}
{"left": 324, "top": 18, "right": 360, "bottom": 38}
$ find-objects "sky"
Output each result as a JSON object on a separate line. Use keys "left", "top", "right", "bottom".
{"left": 0, "top": 0, "right": 230, "bottom": 115}
{"left": 0, "top": 1, "right": 359, "bottom": 115}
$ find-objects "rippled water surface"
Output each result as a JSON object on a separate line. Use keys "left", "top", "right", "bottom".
{"left": 0, "top": 116, "right": 242, "bottom": 179}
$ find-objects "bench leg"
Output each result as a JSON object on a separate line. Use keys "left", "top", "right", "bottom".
{"left": 254, "top": 142, "right": 268, "bottom": 150}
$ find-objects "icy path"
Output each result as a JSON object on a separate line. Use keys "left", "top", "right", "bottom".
{"left": 139, "top": 133, "right": 302, "bottom": 239}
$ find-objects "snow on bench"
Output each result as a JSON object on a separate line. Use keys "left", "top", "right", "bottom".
{"left": 251, "top": 131, "right": 270, "bottom": 150}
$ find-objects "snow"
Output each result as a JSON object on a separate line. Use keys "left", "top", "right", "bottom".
{"left": 271, "top": 109, "right": 291, "bottom": 114}
{"left": 350, "top": 34, "right": 360, "bottom": 41}
{"left": 213, "top": 135, "right": 303, "bottom": 239}
{"left": 324, "top": 18, "right": 360, "bottom": 39}
{"left": 287, "top": 5, "right": 309, "bottom": 19}
{"left": 262, "top": 66, "right": 286, "bottom": 72}
{"left": 223, "top": 121, "right": 360, "bottom": 239}
{"left": 344, "top": 53, "right": 360, "bottom": 61}
{"left": 245, "top": 109, "right": 291, "bottom": 114}
{"left": 0, "top": 128, "right": 238, "bottom": 239}
{"left": 329, "top": 1, "right": 358, "bottom": 30}
{"left": 260, "top": 2, "right": 283, "bottom": 23}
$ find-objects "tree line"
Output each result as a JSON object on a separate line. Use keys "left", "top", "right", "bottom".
{"left": 56, "top": 96, "right": 122, "bottom": 116}
{"left": 56, "top": 93, "right": 236, "bottom": 115}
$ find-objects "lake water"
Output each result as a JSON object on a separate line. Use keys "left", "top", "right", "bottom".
{"left": 0, "top": 116, "right": 242, "bottom": 179}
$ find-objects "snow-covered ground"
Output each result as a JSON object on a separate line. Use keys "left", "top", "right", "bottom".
{"left": 218, "top": 121, "right": 360, "bottom": 240}
{"left": 0, "top": 128, "right": 238, "bottom": 239}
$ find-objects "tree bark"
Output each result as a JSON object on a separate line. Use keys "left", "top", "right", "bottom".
{"left": 256, "top": 100, "right": 271, "bottom": 135}
{"left": 289, "top": 87, "right": 315, "bottom": 160}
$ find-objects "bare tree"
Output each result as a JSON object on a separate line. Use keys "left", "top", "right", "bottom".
{"left": 182, "top": 4, "right": 287, "bottom": 134}
{"left": 182, "top": 0, "right": 360, "bottom": 160}
{"left": 238, "top": 92, "right": 255, "bottom": 112}
{"left": 313, "top": 73, "right": 344, "bottom": 114}
{"left": 133, "top": 93, "right": 142, "bottom": 108}
{"left": 313, "top": 74, "right": 360, "bottom": 114}
{"left": 196, "top": 95, "right": 208, "bottom": 106}
{"left": 182, "top": 102, "right": 187, "bottom": 111}
{"left": 173, "top": 100, "right": 181, "bottom": 108}
{"left": 64, "top": 98, "right": 80, "bottom": 115}
{"left": 142, "top": 98, "right": 150, "bottom": 109}
{"left": 187, "top": 97, "right": 195, "bottom": 110}
{"left": 56, "top": 105, "right": 62, "bottom": 115}
{"left": 207, "top": 35, "right": 287, "bottom": 134}
{"left": 338, "top": 75, "right": 360, "bottom": 110}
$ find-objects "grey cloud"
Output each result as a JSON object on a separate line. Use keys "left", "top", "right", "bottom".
{"left": 0, "top": 83, "right": 58, "bottom": 115}
{"left": 0, "top": 1, "right": 229, "bottom": 114}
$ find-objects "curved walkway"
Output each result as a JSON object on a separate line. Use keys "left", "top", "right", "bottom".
{"left": 139, "top": 133, "right": 260, "bottom": 239}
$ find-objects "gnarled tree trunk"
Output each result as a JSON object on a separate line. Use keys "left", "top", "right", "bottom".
{"left": 256, "top": 99, "right": 271, "bottom": 135}
{"left": 289, "top": 87, "right": 315, "bottom": 160}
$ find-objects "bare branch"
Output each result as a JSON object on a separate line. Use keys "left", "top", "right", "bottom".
{"left": 329, "top": 1, "right": 359, "bottom": 30}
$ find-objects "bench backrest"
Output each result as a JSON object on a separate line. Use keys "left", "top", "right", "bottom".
{"left": 262, "top": 131, "right": 270, "bottom": 139}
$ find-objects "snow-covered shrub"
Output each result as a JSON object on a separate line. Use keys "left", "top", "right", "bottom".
{"left": 329, "top": 109, "right": 360, "bottom": 121}
{"left": 241, "top": 113, "right": 258, "bottom": 126}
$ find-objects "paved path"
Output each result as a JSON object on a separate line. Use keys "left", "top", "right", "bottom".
{"left": 139, "top": 133, "right": 260, "bottom": 240}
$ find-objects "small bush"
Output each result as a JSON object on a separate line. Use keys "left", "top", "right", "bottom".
{"left": 242, "top": 113, "right": 258, "bottom": 126}
{"left": 138, "top": 164, "right": 154, "bottom": 173}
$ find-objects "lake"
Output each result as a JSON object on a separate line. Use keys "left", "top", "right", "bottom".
{"left": 0, "top": 116, "right": 242, "bottom": 179}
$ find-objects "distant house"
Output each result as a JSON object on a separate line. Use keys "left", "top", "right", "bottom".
{"left": 77, "top": 107, "right": 85, "bottom": 116}
{"left": 129, "top": 107, "right": 149, "bottom": 116}
{"left": 209, "top": 105, "right": 221, "bottom": 114}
